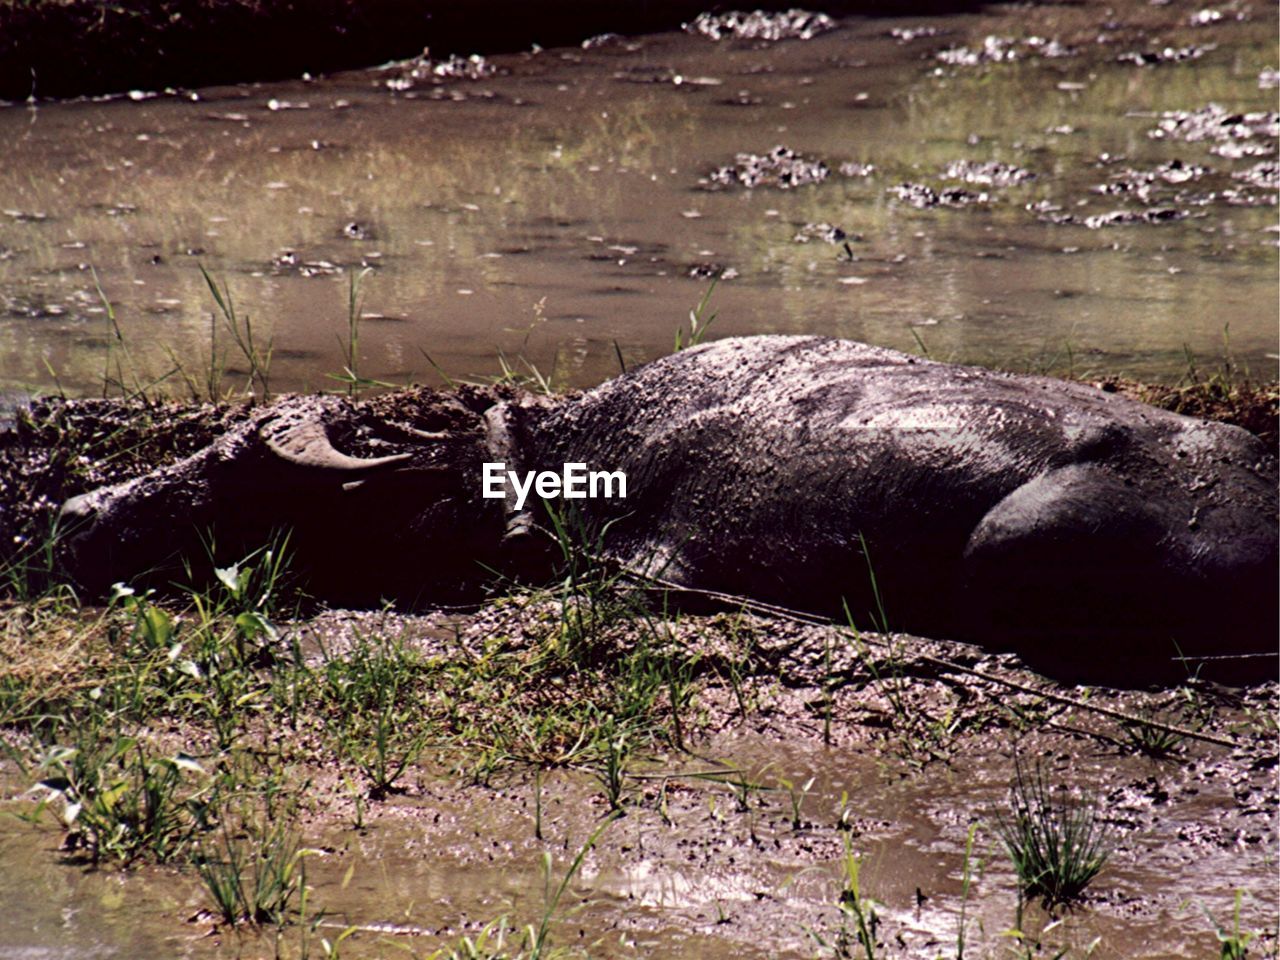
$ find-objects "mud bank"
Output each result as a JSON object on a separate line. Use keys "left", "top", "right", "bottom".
{"left": 0, "top": 594, "right": 1276, "bottom": 959}
{"left": 0, "top": 0, "right": 985, "bottom": 101}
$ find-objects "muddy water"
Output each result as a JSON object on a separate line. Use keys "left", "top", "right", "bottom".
{"left": 1, "top": 2, "right": 1276, "bottom": 397}
{"left": 3, "top": 712, "right": 1275, "bottom": 960}
{"left": 0, "top": 824, "right": 205, "bottom": 958}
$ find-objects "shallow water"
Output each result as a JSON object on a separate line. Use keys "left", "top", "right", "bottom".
{"left": 0, "top": 824, "right": 204, "bottom": 958}
{"left": 0, "top": 2, "right": 1276, "bottom": 397}
{"left": 2, "top": 715, "right": 1275, "bottom": 959}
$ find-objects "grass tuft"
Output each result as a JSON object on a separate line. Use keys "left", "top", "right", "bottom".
{"left": 321, "top": 629, "right": 431, "bottom": 799}
{"left": 1199, "top": 889, "right": 1259, "bottom": 960}
{"left": 196, "top": 814, "right": 311, "bottom": 928}
{"left": 28, "top": 736, "right": 208, "bottom": 865}
{"left": 674, "top": 276, "right": 720, "bottom": 351}
{"left": 994, "top": 759, "right": 1112, "bottom": 907}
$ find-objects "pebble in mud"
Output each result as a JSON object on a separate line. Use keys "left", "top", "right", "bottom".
{"left": 838, "top": 161, "right": 875, "bottom": 178}
{"left": 1232, "top": 160, "right": 1279, "bottom": 190}
{"left": 888, "top": 25, "right": 945, "bottom": 43}
{"left": 383, "top": 50, "right": 497, "bottom": 91}
{"left": 936, "top": 34, "right": 1073, "bottom": 67}
{"left": 1031, "top": 206, "right": 1194, "bottom": 227}
{"left": 703, "top": 145, "right": 829, "bottom": 189}
{"left": 792, "top": 222, "right": 856, "bottom": 245}
{"left": 890, "top": 182, "right": 989, "bottom": 208}
{"left": 1117, "top": 43, "right": 1215, "bottom": 65}
{"left": 1189, "top": 8, "right": 1227, "bottom": 26}
{"left": 1148, "top": 103, "right": 1279, "bottom": 144}
{"left": 581, "top": 33, "right": 626, "bottom": 50}
{"left": 941, "top": 159, "right": 1035, "bottom": 187}
{"left": 269, "top": 250, "right": 343, "bottom": 276}
{"left": 685, "top": 9, "right": 835, "bottom": 42}
{"left": 688, "top": 263, "right": 739, "bottom": 280}
{"left": 3, "top": 209, "right": 47, "bottom": 222}
{"left": 1094, "top": 159, "right": 1210, "bottom": 201}
{"left": 2, "top": 295, "right": 70, "bottom": 320}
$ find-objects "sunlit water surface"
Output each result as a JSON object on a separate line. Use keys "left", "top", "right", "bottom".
{"left": 0, "top": 3, "right": 1276, "bottom": 397}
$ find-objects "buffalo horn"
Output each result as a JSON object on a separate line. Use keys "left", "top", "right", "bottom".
{"left": 261, "top": 418, "right": 411, "bottom": 473}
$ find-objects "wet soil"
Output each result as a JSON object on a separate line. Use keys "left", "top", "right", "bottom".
{"left": 1, "top": 599, "right": 1275, "bottom": 959}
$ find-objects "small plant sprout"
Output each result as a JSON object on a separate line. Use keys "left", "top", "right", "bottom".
{"left": 836, "top": 790, "right": 854, "bottom": 832}
{"left": 90, "top": 265, "right": 143, "bottom": 400}
{"left": 803, "top": 833, "right": 882, "bottom": 959}
{"left": 838, "top": 834, "right": 880, "bottom": 959}
{"left": 593, "top": 715, "right": 631, "bottom": 811}
{"left": 1198, "top": 889, "right": 1259, "bottom": 960}
{"left": 321, "top": 630, "right": 431, "bottom": 799}
{"left": 994, "top": 760, "right": 1112, "bottom": 907}
{"left": 29, "top": 740, "right": 207, "bottom": 865}
{"left": 199, "top": 265, "right": 274, "bottom": 400}
{"left": 776, "top": 774, "right": 815, "bottom": 830}
{"left": 330, "top": 266, "right": 396, "bottom": 394}
{"left": 533, "top": 768, "right": 544, "bottom": 840}
{"left": 528, "top": 813, "right": 620, "bottom": 958}
{"left": 955, "top": 822, "right": 981, "bottom": 960}
{"left": 822, "top": 631, "right": 835, "bottom": 746}
{"left": 674, "top": 275, "right": 720, "bottom": 351}
{"left": 488, "top": 296, "right": 557, "bottom": 395}
{"left": 715, "top": 613, "right": 757, "bottom": 721}
{"left": 342, "top": 266, "right": 369, "bottom": 395}
{"left": 196, "top": 816, "right": 315, "bottom": 928}
{"left": 425, "top": 815, "right": 618, "bottom": 960}
{"left": 1118, "top": 707, "right": 1187, "bottom": 759}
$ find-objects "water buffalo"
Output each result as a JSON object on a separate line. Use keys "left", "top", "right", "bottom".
{"left": 58, "top": 336, "right": 1277, "bottom": 681}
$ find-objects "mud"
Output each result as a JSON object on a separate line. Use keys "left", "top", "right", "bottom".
{"left": 1, "top": 600, "right": 1275, "bottom": 959}
{"left": 1235, "top": 160, "right": 1279, "bottom": 190}
{"left": 0, "top": 396, "right": 248, "bottom": 584}
{"left": 1051, "top": 208, "right": 1194, "bottom": 230}
{"left": 941, "top": 160, "right": 1035, "bottom": 187}
{"left": 1095, "top": 160, "right": 1210, "bottom": 202}
{"left": 890, "top": 183, "right": 989, "bottom": 208}
{"left": 793, "top": 222, "right": 857, "bottom": 245}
